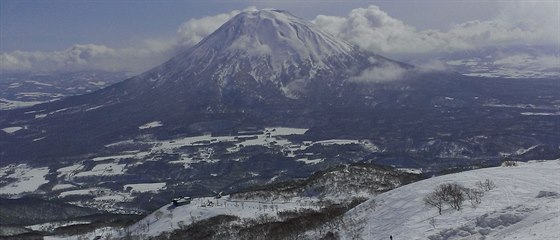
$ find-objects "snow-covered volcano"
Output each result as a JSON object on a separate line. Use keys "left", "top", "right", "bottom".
{"left": 141, "top": 9, "right": 392, "bottom": 100}
{"left": 162, "top": 10, "right": 360, "bottom": 80}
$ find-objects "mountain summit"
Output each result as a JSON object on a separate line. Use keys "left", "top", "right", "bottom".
{"left": 191, "top": 9, "right": 356, "bottom": 67}
{"left": 146, "top": 9, "right": 387, "bottom": 100}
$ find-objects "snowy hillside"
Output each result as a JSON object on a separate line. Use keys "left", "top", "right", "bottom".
{"left": 159, "top": 9, "right": 361, "bottom": 85}
{"left": 41, "top": 161, "right": 416, "bottom": 239}
{"left": 340, "top": 160, "right": 560, "bottom": 240}
{"left": 44, "top": 195, "right": 331, "bottom": 239}
{"left": 34, "top": 160, "right": 560, "bottom": 239}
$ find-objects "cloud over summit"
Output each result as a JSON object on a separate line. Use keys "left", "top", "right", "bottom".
{"left": 1, "top": 3, "right": 557, "bottom": 74}
{"left": 177, "top": 7, "right": 257, "bottom": 48}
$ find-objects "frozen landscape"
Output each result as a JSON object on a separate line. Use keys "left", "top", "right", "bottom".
{"left": 37, "top": 159, "right": 559, "bottom": 239}
{"left": 1, "top": 3, "right": 558, "bottom": 240}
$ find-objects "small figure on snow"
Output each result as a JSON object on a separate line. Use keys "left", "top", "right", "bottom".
{"left": 390, "top": 235, "right": 393, "bottom": 240}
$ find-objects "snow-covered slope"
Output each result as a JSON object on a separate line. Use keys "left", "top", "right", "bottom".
{"left": 45, "top": 196, "right": 321, "bottom": 239}
{"left": 143, "top": 9, "right": 387, "bottom": 100}
{"left": 41, "top": 160, "right": 559, "bottom": 239}
{"left": 341, "top": 160, "right": 560, "bottom": 239}
{"left": 158, "top": 9, "right": 361, "bottom": 84}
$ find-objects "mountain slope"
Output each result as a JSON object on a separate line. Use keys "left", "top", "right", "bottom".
{"left": 340, "top": 160, "right": 560, "bottom": 239}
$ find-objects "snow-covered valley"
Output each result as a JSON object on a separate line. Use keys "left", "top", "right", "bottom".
{"left": 0, "top": 127, "right": 384, "bottom": 214}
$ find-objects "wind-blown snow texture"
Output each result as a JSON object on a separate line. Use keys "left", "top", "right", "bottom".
{"left": 342, "top": 160, "right": 560, "bottom": 240}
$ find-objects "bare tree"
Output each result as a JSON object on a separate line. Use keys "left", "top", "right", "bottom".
{"left": 464, "top": 188, "right": 484, "bottom": 208}
{"left": 476, "top": 179, "right": 496, "bottom": 192}
{"left": 424, "top": 183, "right": 465, "bottom": 213}
{"left": 502, "top": 159, "right": 518, "bottom": 167}
{"left": 424, "top": 191, "right": 445, "bottom": 215}
{"left": 445, "top": 183, "right": 465, "bottom": 211}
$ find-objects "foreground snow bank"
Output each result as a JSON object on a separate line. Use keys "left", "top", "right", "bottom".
{"left": 342, "top": 160, "right": 560, "bottom": 240}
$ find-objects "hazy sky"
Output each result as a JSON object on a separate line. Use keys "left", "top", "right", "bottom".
{"left": 1, "top": 0, "right": 558, "bottom": 73}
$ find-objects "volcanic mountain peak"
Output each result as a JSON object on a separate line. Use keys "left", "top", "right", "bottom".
{"left": 208, "top": 9, "right": 355, "bottom": 59}
{"left": 157, "top": 9, "right": 370, "bottom": 86}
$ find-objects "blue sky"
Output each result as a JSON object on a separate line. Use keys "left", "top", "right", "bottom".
{"left": 1, "top": 0, "right": 558, "bottom": 73}
{"left": 0, "top": 0, "right": 504, "bottom": 52}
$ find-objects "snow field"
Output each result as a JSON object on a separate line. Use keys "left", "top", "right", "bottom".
{"left": 0, "top": 164, "right": 49, "bottom": 195}
{"left": 123, "top": 182, "right": 166, "bottom": 193}
{"left": 73, "top": 163, "right": 126, "bottom": 177}
{"left": 97, "top": 127, "right": 382, "bottom": 171}
{"left": 138, "top": 121, "right": 163, "bottom": 129}
{"left": 1, "top": 126, "right": 23, "bottom": 134}
{"left": 340, "top": 160, "right": 560, "bottom": 240}
{"left": 0, "top": 98, "right": 44, "bottom": 110}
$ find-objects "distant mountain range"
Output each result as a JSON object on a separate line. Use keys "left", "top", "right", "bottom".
{"left": 0, "top": 71, "right": 127, "bottom": 110}
{"left": 405, "top": 44, "right": 560, "bottom": 79}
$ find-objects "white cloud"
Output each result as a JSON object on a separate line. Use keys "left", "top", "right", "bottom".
{"left": 349, "top": 62, "right": 407, "bottom": 83}
{"left": 229, "top": 35, "right": 272, "bottom": 55}
{"left": 414, "top": 59, "right": 450, "bottom": 72}
{"left": 313, "top": 4, "right": 559, "bottom": 56}
{"left": 177, "top": 7, "right": 257, "bottom": 48}
{"left": 0, "top": 7, "right": 257, "bottom": 74}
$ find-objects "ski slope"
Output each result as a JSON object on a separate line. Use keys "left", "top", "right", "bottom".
{"left": 341, "top": 160, "right": 560, "bottom": 240}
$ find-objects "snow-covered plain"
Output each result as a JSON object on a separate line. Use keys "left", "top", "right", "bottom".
{"left": 0, "top": 98, "right": 44, "bottom": 110}
{"left": 138, "top": 121, "right": 163, "bottom": 129}
{"left": 123, "top": 182, "right": 166, "bottom": 193}
{"left": 0, "top": 127, "right": 375, "bottom": 201}
{"left": 340, "top": 159, "right": 560, "bottom": 240}
{"left": 1, "top": 126, "right": 23, "bottom": 134}
{"left": 521, "top": 112, "right": 560, "bottom": 116}
{"left": 0, "top": 164, "right": 49, "bottom": 195}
